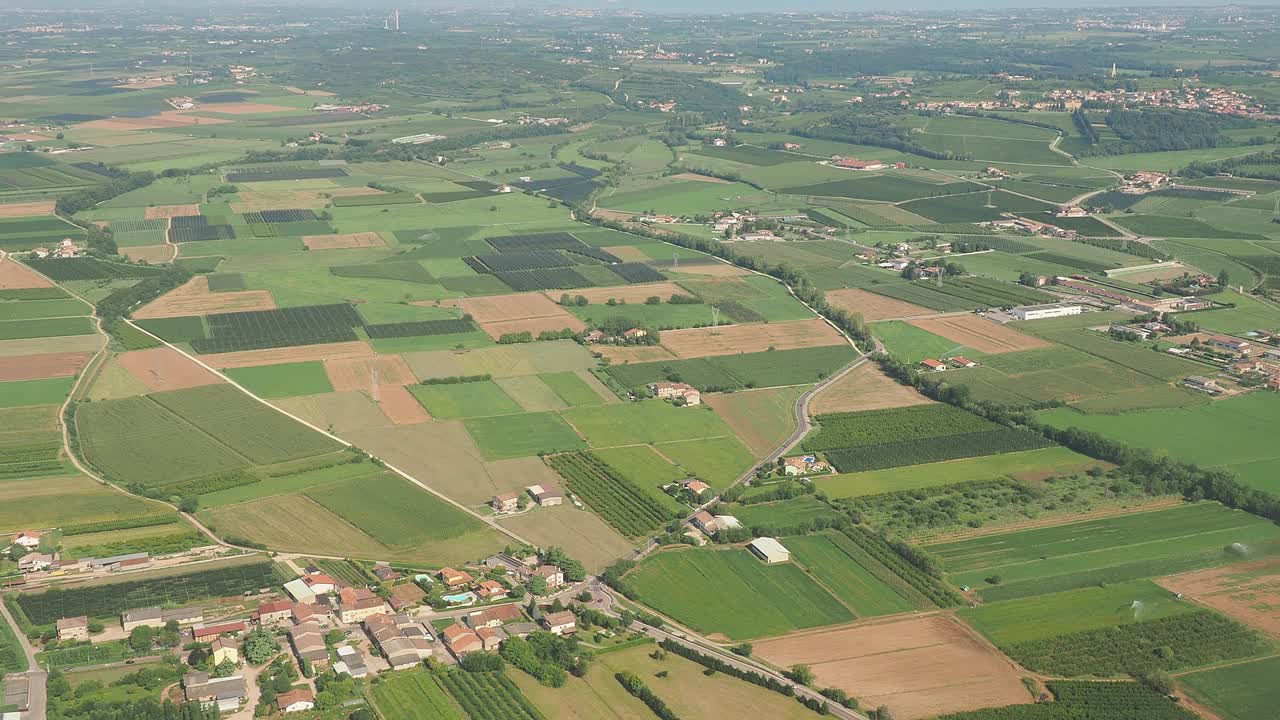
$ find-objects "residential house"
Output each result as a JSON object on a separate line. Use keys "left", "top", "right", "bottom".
{"left": 333, "top": 645, "right": 367, "bottom": 678}
{"left": 542, "top": 611, "right": 577, "bottom": 636}
{"left": 648, "top": 381, "right": 701, "bottom": 406}
{"left": 210, "top": 637, "right": 238, "bottom": 665}
{"left": 475, "top": 626, "right": 507, "bottom": 651}
{"left": 11, "top": 531, "right": 41, "bottom": 549}
{"left": 288, "top": 622, "right": 329, "bottom": 670}
{"left": 504, "top": 621, "right": 540, "bottom": 639}
{"left": 276, "top": 689, "right": 315, "bottom": 714}
{"left": 372, "top": 563, "right": 402, "bottom": 583}
{"left": 748, "top": 537, "right": 791, "bottom": 564}
{"left": 441, "top": 624, "right": 482, "bottom": 657}
{"left": 438, "top": 568, "right": 473, "bottom": 588}
{"left": 919, "top": 359, "right": 947, "bottom": 372}
{"left": 583, "top": 330, "right": 606, "bottom": 343}
{"left": 183, "top": 672, "right": 247, "bottom": 712}
{"left": 681, "top": 479, "right": 711, "bottom": 496}
{"left": 476, "top": 580, "right": 507, "bottom": 601}
{"left": 1054, "top": 206, "right": 1088, "bottom": 218}
{"left": 948, "top": 356, "right": 979, "bottom": 368}
{"left": 491, "top": 492, "right": 521, "bottom": 513}
{"left": 193, "top": 621, "right": 247, "bottom": 643}
{"left": 466, "top": 604, "right": 523, "bottom": 629}
{"left": 337, "top": 587, "right": 388, "bottom": 624}
{"left": 252, "top": 600, "right": 294, "bottom": 627}
{"left": 302, "top": 574, "right": 338, "bottom": 595}
{"left": 533, "top": 565, "right": 564, "bottom": 589}
{"left": 525, "top": 484, "right": 563, "bottom": 507}
{"left": 56, "top": 616, "right": 89, "bottom": 642}
{"left": 691, "top": 510, "right": 719, "bottom": 535}
{"left": 364, "top": 614, "right": 432, "bottom": 669}
{"left": 622, "top": 328, "right": 648, "bottom": 341}
{"left": 782, "top": 456, "right": 831, "bottom": 476}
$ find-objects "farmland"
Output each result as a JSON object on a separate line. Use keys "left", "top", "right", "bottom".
{"left": 372, "top": 670, "right": 464, "bottom": 720}
{"left": 545, "top": 452, "right": 677, "bottom": 538}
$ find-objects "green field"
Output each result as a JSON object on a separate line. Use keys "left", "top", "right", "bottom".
{"left": 928, "top": 502, "right": 1280, "bottom": 601}
{"left": 538, "top": 371, "right": 606, "bottom": 407}
{"left": 653, "top": 435, "right": 756, "bottom": 487}
{"left": 782, "top": 532, "right": 919, "bottom": 616}
{"left": 225, "top": 361, "right": 333, "bottom": 398}
{"left": 561, "top": 400, "right": 733, "bottom": 447}
{"left": 463, "top": 411, "right": 587, "bottom": 459}
{"left": 1180, "top": 656, "right": 1280, "bottom": 720}
{"left": 372, "top": 670, "right": 464, "bottom": 720}
{"left": 305, "top": 473, "right": 492, "bottom": 549}
{"left": 0, "top": 377, "right": 75, "bottom": 409}
{"left": 814, "top": 446, "right": 1098, "bottom": 498}
{"left": 625, "top": 547, "right": 854, "bottom": 640}
{"left": 409, "top": 380, "right": 523, "bottom": 419}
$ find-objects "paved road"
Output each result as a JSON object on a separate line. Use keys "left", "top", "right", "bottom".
{"left": 0, "top": 595, "right": 46, "bottom": 720}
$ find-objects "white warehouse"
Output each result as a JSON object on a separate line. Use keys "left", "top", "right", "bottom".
{"left": 1010, "top": 303, "right": 1082, "bottom": 321}
{"left": 748, "top": 537, "right": 791, "bottom": 564}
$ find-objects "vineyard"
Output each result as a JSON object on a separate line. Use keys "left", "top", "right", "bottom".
{"left": 803, "top": 405, "right": 999, "bottom": 451}
{"left": 471, "top": 250, "right": 576, "bottom": 272}
{"left": 14, "top": 561, "right": 280, "bottom": 625}
{"left": 608, "top": 262, "right": 666, "bottom": 283}
{"left": 868, "top": 276, "right": 1055, "bottom": 312}
{"left": 485, "top": 232, "right": 582, "bottom": 252}
{"left": 493, "top": 268, "right": 595, "bottom": 291}
{"left": 22, "top": 257, "right": 167, "bottom": 281}
{"left": 436, "top": 671, "right": 544, "bottom": 720}
{"left": 545, "top": 452, "right": 676, "bottom": 537}
{"left": 823, "top": 428, "right": 1051, "bottom": 472}
{"left": 565, "top": 245, "right": 621, "bottom": 264}
{"left": 168, "top": 224, "right": 236, "bottom": 243}
{"left": 1001, "top": 610, "right": 1270, "bottom": 677}
{"left": 372, "top": 670, "right": 463, "bottom": 720}
{"left": 364, "top": 318, "right": 477, "bottom": 339}
{"left": 838, "top": 526, "right": 963, "bottom": 607}
{"left": 190, "top": 303, "right": 364, "bottom": 353}
{"left": 242, "top": 209, "right": 317, "bottom": 224}
{"left": 224, "top": 167, "right": 348, "bottom": 183}
{"left": 935, "top": 681, "right": 1199, "bottom": 720}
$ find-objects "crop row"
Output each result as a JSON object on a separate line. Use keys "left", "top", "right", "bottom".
{"left": 438, "top": 670, "right": 543, "bottom": 720}
{"left": 170, "top": 216, "right": 208, "bottom": 229}
{"left": 471, "top": 250, "right": 576, "bottom": 273}
{"left": 0, "top": 460, "right": 63, "bottom": 479}
{"left": 168, "top": 225, "right": 236, "bottom": 243}
{"left": 1003, "top": 610, "right": 1270, "bottom": 677}
{"left": 242, "top": 209, "right": 316, "bottom": 224}
{"left": 803, "top": 404, "right": 996, "bottom": 451}
{"left": 108, "top": 218, "right": 169, "bottom": 233}
{"left": 494, "top": 268, "right": 595, "bottom": 291}
{"left": 363, "top": 318, "right": 476, "bottom": 339}
{"left": 566, "top": 245, "right": 621, "bottom": 264}
{"left": 485, "top": 232, "right": 582, "bottom": 252}
{"left": 224, "top": 167, "right": 347, "bottom": 183}
{"left": 15, "top": 561, "right": 280, "bottom": 625}
{"left": 191, "top": 303, "right": 364, "bottom": 354}
{"left": 710, "top": 300, "right": 765, "bottom": 324}
{"left": 824, "top": 428, "right": 1052, "bottom": 473}
{"left": 935, "top": 681, "right": 1198, "bottom": 720}
{"left": 608, "top": 262, "right": 666, "bottom": 283}
{"left": 23, "top": 258, "right": 167, "bottom": 282}
{"left": 2, "top": 440, "right": 62, "bottom": 463}
{"left": 838, "top": 527, "right": 963, "bottom": 607}
{"left": 547, "top": 452, "right": 674, "bottom": 537}
{"left": 62, "top": 514, "right": 181, "bottom": 536}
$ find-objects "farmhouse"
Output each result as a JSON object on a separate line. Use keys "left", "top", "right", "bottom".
{"left": 371, "top": 563, "right": 402, "bottom": 583}
{"left": 491, "top": 492, "right": 520, "bottom": 513}
{"left": 533, "top": 565, "right": 565, "bottom": 588}
{"left": 56, "top": 616, "right": 89, "bottom": 642}
{"left": 748, "top": 537, "right": 791, "bottom": 564}
{"left": 1054, "top": 206, "right": 1088, "bottom": 218}
{"left": 276, "top": 689, "right": 315, "bottom": 714}
{"left": 466, "top": 604, "right": 524, "bottom": 629}
{"left": 283, "top": 578, "right": 316, "bottom": 604}
{"left": 649, "top": 381, "right": 702, "bottom": 406}
{"left": 692, "top": 510, "right": 720, "bottom": 534}
{"left": 542, "top": 610, "right": 577, "bottom": 636}
{"left": 832, "top": 157, "right": 886, "bottom": 171}
{"left": 121, "top": 606, "right": 204, "bottom": 632}
{"left": 288, "top": 622, "right": 329, "bottom": 669}
{"left": 252, "top": 600, "right": 294, "bottom": 627}
{"left": 363, "top": 613, "right": 433, "bottom": 668}
{"left": 193, "top": 621, "right": 247, "bottom": 643}
{"left": 337, "top": 587, "right": 388, "bottom": 624}
{"left": 1010, "top": 303, "right": 1082, "bottom": 321}
{"left": 1205, "top": 335, "right": 1252, "bottom": 356}
{"left": 210, "top": 637, "right": 238, "bottom": 666}
{"left": 183, "top": 673, "right": 247, "bottom": 712}
{"left": 525, "top": 484, "right": 564, "bottom": 507}
{"left": 782, "top": 456, "right": 832, "bottom": 475}
{"left": 681, "top": 479, "right": 711, "bottom": 496}
{"left": 1184, "top": 375, "right": 1224, "bottom": 394}
{"left": 18, "top": 553, "right": 57, "bottom": 573}
{"left": 334, "top": 645, "right": 368, "bottom": 678}
{"left": 302, "top": 574, "right": 338, "bottom": 594}
{"left": 11, "top": 531, "right": 41, "bottom": 549}
{"left": 948, "top": 356, "right": 979, "bottom": 368}
{"left": 919, "top": 359, "right": 947, "bottom": 372}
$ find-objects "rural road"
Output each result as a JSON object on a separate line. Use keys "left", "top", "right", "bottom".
{"left": 0, "top": 596, "right": 47, "bottom": 720}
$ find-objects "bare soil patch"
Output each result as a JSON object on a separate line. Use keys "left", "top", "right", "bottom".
{"left": 0, "top": 335, "right": 103, "bottom": 358}
{"left": 201, "top": 341, "right": 376, "bottom": 370}
{"left": 826, "top": 288, "right": 935, "bottom": 321}
{"left": 548, "top": 282, "right": 684, "bottom": 305}
{"left": 0, "top": 257, "right": 55, "bottom": 288}
{"left": 114, "top": 78, "right": 174, "bottom": 89}
{"left": 440, "top": 292, "right": 586, "bottom": 339}
{"left": 1157, "top": 558, "right": 1280, "bottom": 638}
{"left": 0, "top": 201, "right": 55, "bottom": 218}
{"left": 79, "top": 112, "right": 231, "bottom": 131}
{"left": 669, "top": 172, "right": 732, "bottom": 184}
{"left": 661, "top": 318, "right": 845, "bottom": 359}
{"left": 144, "top": 205, "right": 200, "bottom": 219}
{"left": 324, "top": 355, "right": 417, "bottom": 392}
{"left": 590, "top": 208, "right": 638, "bottom": 222}
{"left": 811, "top": 362, "right": 932, "bottom": 415}
{"left": 303, "top": 232, "right": 385, "bottom": 250}
{"left": 116, "top": 346, "right": 222, "bottom": 392}
{"left": 594, "top": 345, "right": 678, "bottom": 364}
{"left": 274, "top": 390, "right": 391, "bottom": 435}
{"left": 754, "top": 616, "right": 1032, "bottom": 720}
{"left": 0, "top": 352, "right": 92, "bottom": 382}
{"left": 909, "top": 315, "right": 1049, "bottom": 354}
{"left": 200, "top": 102, "right": 296, "bottom": 115}
{"left": 122, "top": 245, "right": 175, "bottom": 264}
{"left": 1, "top": 133, "right": 50, "bottom": 142}
{"left": 600, "top": 245, "right": 651, "bottom": 262}
{"left": 376, "top": 385, "right": 431, "bottom": 425}
{"left": 133, "top": 275, "right": 275, "bottom": 319}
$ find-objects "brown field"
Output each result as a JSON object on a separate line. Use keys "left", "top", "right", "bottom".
{"left": 230, "top": 187, "right": 379, "bottom": 213}
{"left": 283, "top": 86, "right": 336, "bottom": 97}
{"left": 478, "top": 315, "right": 588, "bottom": 340}
{"left": 547, "top": 282, "right": 684, "bottom": 305}
{"left": 811, "top": 363, "right": 932, "bottom": 415}
{"left": 1108, "top": 262, "right": 1190, "bottom": 284}
{"left": 590, "top": 208, "right": 638, "bottom": 222}
{"left": 1157, "top": 559, "right": 1280, "bottom": 638}
{"left": 826, "top": 288, "right": 935, "bottom": 321}
{"left": 121, "top": 245, "right": 175, "bottom": 264}
{"left": 593, "top": 345, "right": 677, "bottom": 363}
{"left": 498, "top": 503, "right": 635, "bottom": 574}
{"left": 78, "top": 112, "right": 231, "bottom": 131}
{"left": 0, "top": 351, "right": 92, "bottom": 382}
{"left": 133, "top": 275, "right": 276, "bottom": 319}
{"left": 909, "top": 315, "right": 1049, "bottom": 354}
{"left": 324, "top": 355, "right": 416, "bottom": 392}
{"left": 274, "top": 390, "right": 392, "bottom": 434}
{"left": 116, "top": 346, "right": 222, "bottom": 392}
{"left": 344, "top": 421, "right": 507, "bottom": 502}
{"left": 666, "top": 261, "right": 749, "bottom": 277}
{"left": 199, "top": 102, "right": 297, "bottom": 115}
{"left": 144, "top": 204, "right": 200, "bottom": 219}
{"left": 669, "top": 172, "right": 732, "bottom": 184}
{"left": 302, "top": 232, "right": 385, "bottom": 250}
{"left": 440, "top": 292, "right": 586, "bottom": 339}
{"left": 0, "top": 257, "right": 55, "bottom": 288}
{"left": 201, "top": 341, "right": 376, "bottom": 369}
{"left": 600, "top": 245, "right": 652, "bottom": 262}
{"left": 661, "top": 318, "right": 845, "bottom": 359}
{"left": 200, "top": 495, "right": 386, "bottom": 558}
{"left": 754, "top": 616, "right": 1032, "bottom": 720}
{"left": 376, "top": 385, "right": 431, "bottom": 425}
{"left": 0, "top": 201, "right": 55, "bottom": 218}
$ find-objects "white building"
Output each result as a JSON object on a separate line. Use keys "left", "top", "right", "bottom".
{"left": 748, "top": 537, "right": 791, "bottom": 564}
{"left": 1010, "top": 303, "right": 1083, "bottom": 321}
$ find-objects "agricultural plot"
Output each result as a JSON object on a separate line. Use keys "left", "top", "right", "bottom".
{"left": 545, "top": 452, "right": 677, "bottom": 537}
{"left": 561, "top": 400, "right": 732, "bottom": 448}
{"left": 782, "top": 531, "right": 923, "bottom": 616}
{"left": 780, "top": 174, "right": 983, "bottom": 202}
{"left": 408, "top": 380, "right": 522, "bottom": 419}
{"left": 935, "top": 681, "right": 1199, "bottom": 720}
{"left": 1111, "top": 214, "right": 1265, "bottom": 240}
{"left": 815, "top": 446, "right": 1096, "bottom": 499}
{"left": 22, "top": 258, "right": 164, "bottom": 282}
{"left": 701, "top": 386, "right": 804, "bottom": 455}
{"left": 372, "top": 670, "right": 464, "bottom": 720}
{"left": 1180, "top": 656, "right": 1280, "bottom": 720}
{"left": 463, "top": 411, "right": 586, "bottom": 459}
{"left": 224, "top": 361, "right": 333, "bottom": 398}
{"left": 436, "top": 670, "right": 543, "bottom": 720}
{"left": 928, "top": 502, "right": 1280, "bottom": 602}
{"left": 1156, "top": 559, "right": 1280, "bottom": 638}
{"left": 866, "top": 276, "right": 1054, "bottom": 312}
{"left": 625, "top": 547, "right": 854, "bottom": 640}
{"left": 188, "top": 303, "right": 363, "bottom": 354}
{"left": 604, "top": 345, "right": 853, "bottom": 392}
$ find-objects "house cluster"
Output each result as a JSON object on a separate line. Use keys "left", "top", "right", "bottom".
{"left": 648, "top": 381, "right": 702, "bottom": 406}
{"left": 986, "top": 215, "right": 1082, "bottom": 239}
{"left": 826, "top": 156, "right": 905, "bottom": 171}
{"left": 583, "top": 327, "right": 649, "bottom": 344}
{"left": 690, "top": 510, "right": 742, "bottom": 537}
{"left": 712, "top": 211, "right": 759, "bottom": 233}
{"left": 781, "top": 455, "right": 833, "bottom": 476}
{"left": 515, "top": 115, "right": 570, "bottom": 127}
{"left": 1120, "top": 171, "right": 1170, "bottom": 194}
{"left": 312, "top": 103, "right": 386, "bottom": 114}
{"left": 166, "top": 95, "right": 196, "bottom": 109}
{"left": 490, "top": 483, "right": 564, "bottom": 514}
{"left": 1042, "top": 86, "right": 1262, "bottom": 117}
{"left": 439, "top": 602, "right": 572, "bottom": 658}
{"left": 30, "top": 239, "right": 82, "bottom": 259}
{"left": 919, "top": 356, "right": 980, "bottom": 372}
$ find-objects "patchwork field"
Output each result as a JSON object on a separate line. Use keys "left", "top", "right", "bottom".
{"left": 753, "top": 616, "right": 1032, "bottom": 720}
{"left": 132, "top": 275, "right": 276, "bottom": 319}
